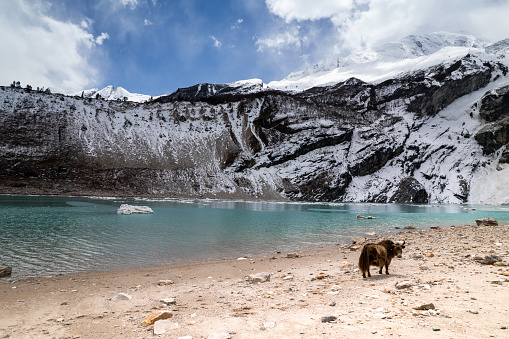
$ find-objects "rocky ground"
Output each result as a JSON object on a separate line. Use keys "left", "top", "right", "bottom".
{"left": 1, "top": 223, "right": 509, "bottom": 339}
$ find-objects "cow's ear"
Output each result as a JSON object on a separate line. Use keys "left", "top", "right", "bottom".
{"left": 402, "top": 245, "right": 406, "bottom": 248}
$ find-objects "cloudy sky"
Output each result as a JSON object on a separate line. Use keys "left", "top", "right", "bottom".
{"left": 2, "top": 0, "right": 509, "bottom": 95}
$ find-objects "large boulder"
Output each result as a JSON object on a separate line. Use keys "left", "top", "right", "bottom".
{"left": 475, "top": 218, "right": 498, "bottom": 226}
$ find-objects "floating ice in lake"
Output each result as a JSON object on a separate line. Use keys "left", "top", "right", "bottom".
{"left": 117, "top": 204, "right": 154, "bottom": 214}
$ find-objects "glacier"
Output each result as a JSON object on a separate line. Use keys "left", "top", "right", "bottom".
{"left": 1, "top": 32, "right": 509, "bottom": 204}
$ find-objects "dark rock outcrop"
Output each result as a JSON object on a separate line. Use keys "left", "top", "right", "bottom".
{"left": 389, "top": 177, "right": 429, "bottom": 203}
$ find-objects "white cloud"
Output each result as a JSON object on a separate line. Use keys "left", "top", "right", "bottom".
{"left": 0, "top": 1, "right": 106, "bottom": 93}
{"left": 81, "top": 18, "right": 93, "bottom": 29}
{"left": 339, "top": 0, "right": 509, "bottom": 51}
{"left": 255, "top": 26, "right": 304, "bottom": 52}
{"left": 266, "top": 0, "right": 354, "bottom": 22}
{"left": 144, "top": 18, "right": 153, "bottom": 26}
{"left": 264, "top": 0, "right": 509, "bottom": 55}
{"left": 231, "top": 18, "right": 244, "bottom": 30}
{"left": 120, "top": 0, "right": 139, "bottom": 10}
{"left": 95, "top": 32, "right": 110, "bottom": 45}
{"left": 210, "top": 35, "right": 222, "bottom": 48}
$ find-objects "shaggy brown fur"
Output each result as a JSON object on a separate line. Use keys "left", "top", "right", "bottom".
{"left": 358, "top": 240, "right": 405, "bottom": 278}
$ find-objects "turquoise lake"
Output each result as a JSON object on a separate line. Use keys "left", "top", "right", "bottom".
{"left": 1, "top": 195, "right": 509, "bottom": 280}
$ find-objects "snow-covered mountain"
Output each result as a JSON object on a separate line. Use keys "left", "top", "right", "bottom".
{"left": 75, "top": 85, "right": 152, "bottom": 102}
{"left": 1, "top": 32, "right": 509, "bottom": 204}
{"left": 268, "top": 32, "right": 492, "bottom": 91}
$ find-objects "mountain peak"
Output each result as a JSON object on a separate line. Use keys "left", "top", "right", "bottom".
{"left": 75, "top": 86, "right": 152, "bottom": 103}
{"left": 268, "top": 32, "right": 496, "bottom": 92}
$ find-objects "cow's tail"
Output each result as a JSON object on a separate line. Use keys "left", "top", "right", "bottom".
{"left": 358, "top": 246, "right": 369, "bottom": 278}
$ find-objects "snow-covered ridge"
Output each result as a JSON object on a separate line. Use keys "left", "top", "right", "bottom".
{"left": 75, "top": 86, "right": 153, "bottom": 103}
{"left": 268, "top": 32, "right": 504, "bottom": 92}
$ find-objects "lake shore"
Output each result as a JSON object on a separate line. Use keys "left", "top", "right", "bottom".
{"left": 1, "top": 223, "right": 509, "bottom": 339}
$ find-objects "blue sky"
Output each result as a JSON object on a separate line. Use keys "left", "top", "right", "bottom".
{"left": 2, "top": 0, "right": 509, "bottom": 96}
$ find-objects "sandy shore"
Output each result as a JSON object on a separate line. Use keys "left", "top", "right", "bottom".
{"left": 1, "top": 223, "right": 509, "bottom": 339}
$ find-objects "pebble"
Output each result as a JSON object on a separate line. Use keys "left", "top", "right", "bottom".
{"left": 247, "top": 272, "right": 271, "bottom": 283}
{"left": 160, "top": 298, "right": 177, "bottom": 305}
{"left": 432, "top": 326, "right": 440, "bottom": 331}
{"left": 263, "top": 321, "right": 276, "bottom": 329}
{"left": 158, "top": 280, "right": 174, "bottom": 285}
{"left": 141, "top": 310, "right": 173, "bottom": 326}
{"left": 414, "top": 303, "right": 435, "bottom": 310}
{"left": 111, "top": 292, "right": 132, "bottom": 301}
{"left": 321, "top": 315, "right": 337, "bottom": 323}
{"left": 395, "top": 281, "right": 414, "bottom": 289}
{"left": 468, "top": 309, "right": 479, "bottom": 314}
{"left": 153, "top": 319, "right": 179, "bottom": 335}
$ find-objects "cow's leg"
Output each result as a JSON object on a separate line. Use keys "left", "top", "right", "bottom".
{"left": 378, "top": 262, "right": 384, "bottom": 274}
{"left": 367, "top": 268, "right": 371, "bottom": 277}
{"left": 385, "top": 263, "right": 389, "bottom": 274}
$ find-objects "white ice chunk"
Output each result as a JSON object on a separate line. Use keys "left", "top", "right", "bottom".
{"left": 117, "top": 204, "right": 154, "bottom": 214}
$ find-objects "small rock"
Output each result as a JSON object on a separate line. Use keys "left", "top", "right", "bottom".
{"left": 160, "top": 298, "right": 177, "bottom": 305}
{"left": 141, "top": 310, "right": 173, "bottom": 326}
{"left": 286, "top": 252, "right": 299, "bottom": 258}
{"left": 373, "top": 313, "right": 386, "bottom": 319}
{"left": 178, "top": 337, "right": 194, "bottom": 339}
{"left": 414, "top": 303, "right": 435, "bottom": 310}
{"left": 432, "top": 326, "right": 440, "bottom": 331}
{"left": 207, "top": 333, "right": 231, "bottom": 339}
{"left": 395, "top": 281, "right": 414, "bottom": 289}
{"left": 153, "top": 319, "right": 179, "bottom": 335}
{"left": 248, "top": 272, "right": 271, "bottom": 283}
{"left": 468, "top": 309, "right": 479, "bottom": 314}
{"left": 313, "top": 274, "right": 329, "bottom": 280}
{"left": 494, "top": 262, "right": 507, "bottom": 266}
{"left": 237, "top": 257, "right": 247, "bottom": 260}
{"left": 263, "top": 321, "right": 276, "bottom": 329}
{"left": 475, "top": 218, "right": 498, "bottom": 226}
{"left": 430, "top": 226, "right": 440, "bottom": 229}
{"left": 158, "top": 280, "right": 174, "bottom": 285}
{"left": 404, "top": 226, "right": 416, "bottom": 230}
{"left": 111, "top": 293, "right": 132, "bottom": 301}
{"left": 501, "top": 326, "right": 507, "bottom": 330}
{"left": 321, "top": 315, "right": 337, "bottom": 323}
{"left": 478, "top": 255, "right": 502, "bottom": 265}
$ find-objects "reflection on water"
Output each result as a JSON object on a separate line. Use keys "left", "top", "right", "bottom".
{"left": 1, "top": 195, "right": 508, "bottom": 279}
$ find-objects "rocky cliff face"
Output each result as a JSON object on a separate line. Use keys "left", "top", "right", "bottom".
{"left": 2, "top": 34, "right": 509, "bottom": 203}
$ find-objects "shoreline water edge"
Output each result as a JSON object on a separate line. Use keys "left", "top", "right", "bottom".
{"left": 1, "top": 221, "right": 509, "bottom": 338}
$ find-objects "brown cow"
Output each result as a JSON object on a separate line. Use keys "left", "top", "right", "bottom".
{"left": 358, "top": 240, "right": 405, "bottom": 278}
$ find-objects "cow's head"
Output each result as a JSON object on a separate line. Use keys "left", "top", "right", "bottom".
{"left": 393, "top": 240, "right": 406, "bottom": 258}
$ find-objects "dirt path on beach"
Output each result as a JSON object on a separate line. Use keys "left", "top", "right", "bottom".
{"left": 1, "top": 223, "right": 509, "bottom": 339}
